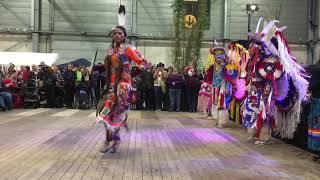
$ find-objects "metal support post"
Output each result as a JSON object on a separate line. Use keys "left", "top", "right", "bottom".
{"left": 32, "top": 0, "right": 40, "bottom": 52}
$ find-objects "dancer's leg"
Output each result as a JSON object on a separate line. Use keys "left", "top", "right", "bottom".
{"left": 110, "top": 127, "right": 121, "bottom": 153}
{"left": 100, "top": 123, "right": 113, "bottom": 153}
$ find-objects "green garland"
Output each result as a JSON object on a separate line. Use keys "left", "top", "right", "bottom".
{"left": 172, "top": 0, "right": 208, "bottom": 71}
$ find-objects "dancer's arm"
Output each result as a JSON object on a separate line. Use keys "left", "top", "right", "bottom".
{"left": 126, "top": 47, "right": 144, "bottom": 65}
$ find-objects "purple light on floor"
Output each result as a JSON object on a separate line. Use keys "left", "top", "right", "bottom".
{"left": 191, "top": 128, "right": 239, "bottom": 144}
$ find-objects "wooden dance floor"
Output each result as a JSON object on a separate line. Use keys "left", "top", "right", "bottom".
{"left": 0, "top": 108, "right": 319, "bottom": 180}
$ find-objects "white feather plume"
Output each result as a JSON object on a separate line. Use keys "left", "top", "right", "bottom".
{"left": 276, "top": 34, "right": 308, "bottom": 102}
{"left": 261, "top": 20, "right": 279, "bottom": 40}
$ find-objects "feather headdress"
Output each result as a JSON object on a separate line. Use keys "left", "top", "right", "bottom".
{"left": 254, "top": 19, "right": 309, "bottom": 139}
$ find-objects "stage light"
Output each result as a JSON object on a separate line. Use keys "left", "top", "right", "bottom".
{"left": 246, "top": 4, "right": 259, "bottom": 38}
{"left": 246, "top": 4, "right": 259, "bottom": 14}
{"left": 250, "top": 4, "right": 257, "bottom": 11}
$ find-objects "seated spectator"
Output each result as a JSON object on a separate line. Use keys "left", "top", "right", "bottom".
{"left": 0, "top": 96, "right": 6, "bottom": 111}
{"left": 29, "top": 64, "right": 40, "bottom": 81}
{"left": 3, "top": 74, "right": 17, "bottom": 91}
{"left": 17, "top": 74, "right": 24, "bottom": 88}
{"left": 0, "top": 81, "right": 13, "bottom": 111}
{"left": 18, "top": 65, "right": 30, "bottom": 81}
{"left": 8, "top": 63, "right": 16, "bottom": 75}
{"left": 3, "top": 74, "right": 22, "bottom": 108}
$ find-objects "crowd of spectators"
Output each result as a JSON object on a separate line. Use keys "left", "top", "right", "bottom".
{"left": 131, "top": 63, "right": 203, "bottom": 112}
{"left": 0, "top": 62, "right": 106, "bottom": 111}
{"left": 0, "top": 62, "right": 203, "bottom": 113}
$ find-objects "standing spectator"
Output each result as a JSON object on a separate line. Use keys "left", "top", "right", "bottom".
{"left": 94, "top": 63, "right": 106, "bottom": 100}
{"left": 63, "top": 64, "right": 76, "bottom": 108}
{"left": 75, "top": 66, "right": 82, "bottom": 86}
{"left": 52, "top": 65, "right": 64, "bottom": 108}
{"left": 86, "top": 67, "right": 97, "bottom": 106}
{"left": 91, "top": 70, "right": 99, "bottom": 102}
{"left": 167, "top": 68, "right": 184, "bottom": 112}
{"left": 153, "top": 67, "right": 166, "bottom": 111}
{"left": 162, "top": 68, "right": 171, "bottom": 111}
{"left": 184, "top": 66, "right": 201, "bottom": 112}
{"left": 135, "top": 73, "right": 144, "bottom": 110}
{"left": 143, "top": 68, "right": 155, "bottom": 110}
{"left": 38, "top": 65, "right": 56, "bottom": 108}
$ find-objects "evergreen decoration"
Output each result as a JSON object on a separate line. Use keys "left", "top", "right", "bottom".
{"left": 172, "top": 0, "right": 208, "bottom": 71}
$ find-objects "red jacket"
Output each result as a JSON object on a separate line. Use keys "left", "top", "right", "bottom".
{"left": 3, "top": 79, "right": 17, "bottom": 89}
{"left": 18, "top": 70, "right": 30, "bottom": 81}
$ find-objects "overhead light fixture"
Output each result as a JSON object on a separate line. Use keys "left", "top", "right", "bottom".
{"left": 246, "top": 4, "right": 259, "bottom": 14}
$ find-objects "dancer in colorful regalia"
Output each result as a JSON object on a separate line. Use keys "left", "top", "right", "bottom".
{"left": 235, "top": 18, "right": 309, "bottom": 144}
{"left": 225, "top": 41, "right": 250, "bottom": 125}
{"left": 209, "top": 47, "right": 232, "bottom": 128}
{"left": 198, "top": 57, "right": 214, "bottom": 118}
{"left": 96, "top": 26, "right": 147, "bottom": 153}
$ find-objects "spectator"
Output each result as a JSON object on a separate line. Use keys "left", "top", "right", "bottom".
{"left": 93, "top": 63, "right": 106, "bottom": 100}
{"left": 52, "top": 65, "right": 64, "bottom": 108}
{"left": 3, "top": 74, "right": 21, "bottom": 108}
{"left": 75, "top": 66, "right": 82, "bottom": 86}
{"left": 17, "top": 74, "right": 24, "bottom": 88}
{"left": 8, "top": 63, "right": 16, "bottom": 75}
{"left": 29, "top": 64, "right": 40, "bottom": 81}
{"left": 0, "top": 69, "right": 4, "bottom": 82}
{"left": 63, "top": 64, "right": 76, "bottom": 108}
{"left": 134, "top": 73, "right": 144, "bottom": 110}
{"left": 153, "top": 67, "right": 166, "bottom": 111}
{"left": 167, "top": 68, "right": 184, "bottom": 112}
{"left": 3, "top": 74, "right": 17, "bottom": 90}
{"left": 85, "top": 67, "right": 96, "bottom": 106}
{"left": 18, "top": 65, "right": 30, "bottom": 81}
{"left": 184, "top": 67, "right": 201, "bottom": 112}
{"left": 143, "top": 68, "right": 155, "bottom": 110}
{"left": 0, "top": 82, "right": 13, "bottom": 111}
{"left": 38, "top": 65, "right": 57, "bottom": 108}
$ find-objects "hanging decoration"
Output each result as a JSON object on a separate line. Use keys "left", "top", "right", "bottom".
{"left": 118, "top": 0, "right": 126, "bottom": 26}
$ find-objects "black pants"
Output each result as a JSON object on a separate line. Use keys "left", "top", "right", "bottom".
{"left": 154, "top": 86, "right": 163, "bottom": 110}
{"left": 163, "top": 88, "right": 170, "bottom": 111}
{"left": 64, "top": 85, "right": 75, "bottom": 108}
{"left": 145, "top": 88, "right": 154, "bottom": 110}
{"left": 136, "top": 89, "right": 144, "bottom": 110}
{"left": 46, "top": 85, "right": 56, "bottom": 108}
{"left": 186, "top": 88, "right": 198, "bottom": 112}
{"left": 55, "top": 87, "right": 64, "bottom": 108}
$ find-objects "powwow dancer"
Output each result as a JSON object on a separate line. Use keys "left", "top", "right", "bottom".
{"left": 210, "top": 47, "right": 230, "bottom": 128}
{"left": 96, "top": 26, "right": 147, "bottom": 153}
{"left": 237, "top": 18, "right": 309, "bottom": 144}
